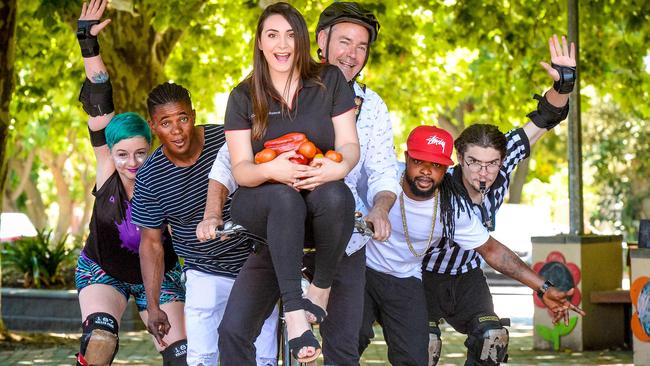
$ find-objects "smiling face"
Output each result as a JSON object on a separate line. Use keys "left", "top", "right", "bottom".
{"left": 110, "top": 136, "right": 149, "bottom": 181}
{"left": 259, "top": 14, "right": 296, "bottom": 77}
{"left": 317, "top": 22, "right": 369, "bottom": 82}
{"left": 403, "top": 152, "right": 448, "bottom": 200}
{"left": 149, "top": 101, "right": 196, "bottom": 158}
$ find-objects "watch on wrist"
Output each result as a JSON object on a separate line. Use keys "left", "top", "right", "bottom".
{"left": 537, "top": 280, "right": 554, "bottom": 299}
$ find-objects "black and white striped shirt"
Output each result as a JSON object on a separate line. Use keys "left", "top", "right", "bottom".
{"left": 422, "top": 128, "right": 530, "bottom": 275}
{"left": 131, "top": 124, "right": 250, "bottom": 278}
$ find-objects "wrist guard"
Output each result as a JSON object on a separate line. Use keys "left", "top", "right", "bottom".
{"left": 79, "top": 78, "right": 114, "bottom": 117}
{"left": 551, "top": 63, "right": 576, "bottom": 94}
{"left": 526, "top": 93, "right": 569, "bottom": 130}
{"left": 77, "top": 20, "right": 100, "bottom": 58}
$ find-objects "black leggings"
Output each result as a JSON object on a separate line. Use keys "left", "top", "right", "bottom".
{"left": 230, "top": 181, "right": 355, "bottom": 312}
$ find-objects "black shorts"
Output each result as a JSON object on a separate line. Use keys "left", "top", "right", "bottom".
{"left": 423, "top": 267, "right": 497, "bottom": 334}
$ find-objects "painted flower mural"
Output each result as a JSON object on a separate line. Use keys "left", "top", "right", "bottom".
{"left": 631, "top": 276, "right": 650, "bottom": 342}
{"left": 532, "top": 251, "right": 582, "bottom": 312}
{"left": 532, "top": 251, "right": 582, "bottom": 350}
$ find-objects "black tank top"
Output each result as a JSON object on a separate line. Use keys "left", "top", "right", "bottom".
{"left": 83, "top": 171, "right": 177, "bottom": 283}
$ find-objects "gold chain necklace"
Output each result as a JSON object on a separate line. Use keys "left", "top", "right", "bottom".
{"left": 399, "top": 182, "right": 439, "bottom": 257}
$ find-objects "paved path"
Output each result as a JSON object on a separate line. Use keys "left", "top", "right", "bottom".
{"left": 0, "top": 288, "right": 633, "bottom": 365}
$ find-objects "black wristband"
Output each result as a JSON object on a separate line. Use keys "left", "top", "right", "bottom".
{"left": 77, "top": 20, "right": 100, "bottom": 58}
{"left": 551, "top": 63, "right": 577, "bottom": 94}
{"left": 526, "top": 93, "right": 569, "bottom": 130}
{"left": 88, "top": 127, "right": 107, "bottom": 147}
{"left": 536, "top": 280, "right": 554, "bottom": 299}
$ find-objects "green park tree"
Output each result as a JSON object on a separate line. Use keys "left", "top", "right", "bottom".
{"left": 1, "top": 0, "right": 649, "bottom": 246}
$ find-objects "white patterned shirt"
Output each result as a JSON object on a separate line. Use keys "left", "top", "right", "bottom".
{"left": 343, "top": 82, "right": 400, "bottom": 255}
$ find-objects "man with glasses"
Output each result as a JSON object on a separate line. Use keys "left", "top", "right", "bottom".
{"left": 423, "top": 35, "right": 577, "bottom": 365}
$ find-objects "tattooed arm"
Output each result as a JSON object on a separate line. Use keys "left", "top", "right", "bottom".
{"left": 80, "top": 0, "right": 113, "bottom": 132}
{"left": 476, "top": 236, "right": 585, "bottom": 324}
{"left": 78, "top": 0, "right": 118, "bottom": 189}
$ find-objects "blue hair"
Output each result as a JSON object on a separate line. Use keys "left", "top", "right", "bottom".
{"left": 105, "top": 112, "right": 152, "bottom": 149}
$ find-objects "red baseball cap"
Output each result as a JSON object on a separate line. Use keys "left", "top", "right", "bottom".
{"left": 406, "top": 126, "right": 454, "bottom": 166}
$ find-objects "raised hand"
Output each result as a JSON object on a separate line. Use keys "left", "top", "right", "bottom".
{"left": 79, "top": 0, "right": 111, "bottom": 36}
{"left": 540, "top": 34, "right": 576, "bottom": 82}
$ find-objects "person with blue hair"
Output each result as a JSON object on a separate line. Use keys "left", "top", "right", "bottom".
{"left": 73, "top": 1, "right": 187, "bottom": 365}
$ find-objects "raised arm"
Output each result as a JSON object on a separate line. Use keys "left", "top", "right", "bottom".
{"left": 524, "top": 34, "right": 576, "bottom": 145}
{"left": 475, "top": 236, "right": 585, "bottom": 324}
{"left": 77, "top": 0, "right": 115, "bottom": 188}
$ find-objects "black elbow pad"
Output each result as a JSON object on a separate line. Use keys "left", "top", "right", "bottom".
{"left": 526, "top": 93, "right": 569, "bottom": 130}
{"left": 79, "top": 78, "right": 114, "bottom": 117}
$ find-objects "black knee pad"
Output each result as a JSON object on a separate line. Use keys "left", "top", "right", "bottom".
{"left": 464, "top": 315, "right": 509, "bottom": 366}
{"left": 428, "top": 322, "right": 442, "bottom": 366}
{"left": 77, "top": 312, "right": 119, "bottom": 366}
{"left": 161, "top": 339, "right": 188, "bottom": 366}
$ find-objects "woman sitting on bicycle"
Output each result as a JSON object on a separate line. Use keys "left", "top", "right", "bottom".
{"left": 223, "top": 2, "right": 359, "bottom": 363}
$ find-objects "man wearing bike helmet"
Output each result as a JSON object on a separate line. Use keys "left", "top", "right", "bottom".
{"left": 310, "top": 3, "right": 400, "bottom": 365}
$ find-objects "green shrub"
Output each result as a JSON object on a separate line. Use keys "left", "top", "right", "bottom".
{"left": 2, "top": 229, "right": 78, "bottom": 288}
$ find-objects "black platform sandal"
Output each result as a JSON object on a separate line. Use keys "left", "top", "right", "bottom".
{"left": 288, "top": 329, "right": 321, "bottom": 363}
{"left": 303, "top": 298, "right": 327, "bottom": 324}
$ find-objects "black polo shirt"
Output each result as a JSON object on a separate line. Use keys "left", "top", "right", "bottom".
{"left": 224, "top": 64, "right": 356, "bottom": 154}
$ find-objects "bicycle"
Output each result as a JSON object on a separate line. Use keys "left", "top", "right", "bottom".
{"left": 215, "top": 214, "right": 375, "bottom": 366}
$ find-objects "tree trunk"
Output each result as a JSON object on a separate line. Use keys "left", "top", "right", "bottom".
{"left": 40, "top": 150, "right": 73, "bottom": 242}
{"left": 24, "top": 178, "right": 47, "bottom": 230}
{"left": 508, "top": 157, "right": 530, "bottom": 204}
{"left": 74, "top": 160, "right": 95, "bottom": 238}
{"left": 0, "top": 0, "right": 18, "bottom": 336}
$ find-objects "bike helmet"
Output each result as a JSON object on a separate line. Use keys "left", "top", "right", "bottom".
{"left": 316, "top": 2, "right": 380, "bottom": 44}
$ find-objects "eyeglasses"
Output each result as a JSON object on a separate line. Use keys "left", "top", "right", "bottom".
{"left": 464, "top": 159, "right": 501, "bottom": 173}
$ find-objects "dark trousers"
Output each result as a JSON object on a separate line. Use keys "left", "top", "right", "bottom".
{"left": 218, "top": 245, "right": 279, "bottom": 365}
{"left": 304, "top": 246, "right": 367, "bottom": 366}
{"left": 359, "top": 268, "right": 429, "bottom": 366}
{"left": 423, "top": 268, "right": 498, "bottom": 335}
{"left": 231, "top": 181, "right": 355, "bottom": 312}
{"left": 219, "top": 246, "right": 368, "bottom": 366}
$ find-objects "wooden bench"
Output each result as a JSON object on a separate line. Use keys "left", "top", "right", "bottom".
{"left": 590, "top": 289, "right": 631, "bottom": 304}
{"left": 590, "top": 289, "right": 632, "bottom": 348}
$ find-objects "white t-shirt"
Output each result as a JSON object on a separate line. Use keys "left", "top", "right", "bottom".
{"left": 366, "top": 186, "right": 489, "bottom": 279}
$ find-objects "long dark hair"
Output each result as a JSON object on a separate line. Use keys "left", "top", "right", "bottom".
{"left": 250, "top": 2, "right": 322, "bottom": 140}
{"left": 454, "top": 124, "right": 507, "bottom": 159}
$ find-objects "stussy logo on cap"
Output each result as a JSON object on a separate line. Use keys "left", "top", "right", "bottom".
{"left": 426, "top": 135, "right": 446, "bottom": 152}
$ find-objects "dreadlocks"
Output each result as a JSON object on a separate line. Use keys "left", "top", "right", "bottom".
{"left": 438, "top": 173, "right": 474, "bottom": 243}
{"left": 146, "top": 82, "right": 193, "bottom": 118}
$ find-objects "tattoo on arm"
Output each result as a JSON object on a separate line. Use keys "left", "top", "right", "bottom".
{"left": 497, "top": 250, "right": 526, "bottom": 279}
{"left": 91, "top": 70, "right": 109, "bottom": 83}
